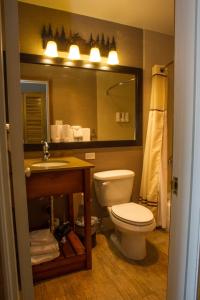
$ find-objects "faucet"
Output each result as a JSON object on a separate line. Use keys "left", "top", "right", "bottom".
{"left": 41, "top": 140, "right": 50, "bottom": 161}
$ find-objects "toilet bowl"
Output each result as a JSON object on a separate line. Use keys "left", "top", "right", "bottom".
{"left": 94, "top": 170, "right": 156, "bottom": 260}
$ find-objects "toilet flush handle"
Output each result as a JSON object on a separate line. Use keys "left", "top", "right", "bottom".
{"left": 102, "top": 181, "right": 110, "bottom": 186}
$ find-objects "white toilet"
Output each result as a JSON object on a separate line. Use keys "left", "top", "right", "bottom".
{"left": 94, "top": 170, "right": 156, "bottom": 260}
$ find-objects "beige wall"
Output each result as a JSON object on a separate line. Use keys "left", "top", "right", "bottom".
{"left": 19, "top": 3, "right": 174, "bottom": 222}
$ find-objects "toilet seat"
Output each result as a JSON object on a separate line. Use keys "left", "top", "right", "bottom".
{"left": 111, "top": 202, "right": 154, "bottom": 226}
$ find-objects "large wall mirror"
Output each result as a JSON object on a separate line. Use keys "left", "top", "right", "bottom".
{"left": 21, "top": 54, "right": 142, "bottom": 150}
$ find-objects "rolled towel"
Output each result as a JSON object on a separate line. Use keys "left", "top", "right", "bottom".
{"left": 82, "top": 128, "right": 91, "bottom": 141}
{"left": 30, "top": 241, "right": 59, "bottom": 256}
{"left": 50, "top": 125, "right": 63, "bottom": 142}
{"left": 63, "top": 125, "right": 74, "bottom": 142}
{"left": 31, "top": 250, "right": 60, "bottom": 265}
{"left": 30, "top": 229, "right": 56, "bottom": 245}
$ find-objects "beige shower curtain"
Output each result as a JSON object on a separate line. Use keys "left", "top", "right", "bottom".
{"left": 140, "top": 65, "right": 168, "bottom": 228}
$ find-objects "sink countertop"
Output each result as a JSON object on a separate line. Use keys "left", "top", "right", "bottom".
{"left": 24, "top": 156, "right": 94, "bottom": 174}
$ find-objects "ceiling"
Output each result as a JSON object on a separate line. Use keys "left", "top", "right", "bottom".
{"left": 18, "top": 0, "right": 174, "bottom": 35}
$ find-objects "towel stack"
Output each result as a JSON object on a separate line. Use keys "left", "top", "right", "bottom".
{"left": 30, "top": 229, "right": 60, "bottom": 265}
{"left": 50, "top": 120, "right": 91, "bottom": 142}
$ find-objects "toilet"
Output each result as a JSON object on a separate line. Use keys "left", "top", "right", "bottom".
{"left": 94, "top": 170, "right": 156, "bottom": 260}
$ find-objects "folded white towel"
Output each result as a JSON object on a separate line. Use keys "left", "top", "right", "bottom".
{"left": 71, "top": 126, "right": 83, "bottom": 139}
{"left": 30, "top": 229, "right": 56, "bottom": 245}
{"left": 31, "top": 250, "right": 60, "bottom": 265}
{"left": 30, "top": 242, "right": 59, "bottom": 256}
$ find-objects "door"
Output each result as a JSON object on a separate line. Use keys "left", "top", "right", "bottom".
{"left": 167, "top": 0, "right": 200, "bottom": 299}
{"left": 2, "top": 0, "right": 34, "bottom": 299}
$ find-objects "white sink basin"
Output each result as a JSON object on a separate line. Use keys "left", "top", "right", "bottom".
{"left": 32, "top": 161, "right": 68, "bottom": 168}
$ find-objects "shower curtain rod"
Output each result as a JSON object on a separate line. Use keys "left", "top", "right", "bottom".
{"left": 106, "top": 77, "right": 135, "bottom": 95}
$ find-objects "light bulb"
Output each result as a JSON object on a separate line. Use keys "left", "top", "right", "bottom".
{"left": 107, "top": 50, "right": 119, "bottom": 65}
{"left": 68, "top": 45, "right": 80, "bottom": 60}
{"left": 89, "top": 47, "right": 101, "bottom": 62}
{"left": 44, "top": 41, "right": 58, "bottom": 57}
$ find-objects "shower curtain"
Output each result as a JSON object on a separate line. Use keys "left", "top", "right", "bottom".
{"left": 140, "top": 65, "right": 168, "bottom": 228}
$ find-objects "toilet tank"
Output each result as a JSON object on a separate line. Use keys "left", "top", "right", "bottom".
{"left": 94, "top": 170, "right": 135, "bottom": 207}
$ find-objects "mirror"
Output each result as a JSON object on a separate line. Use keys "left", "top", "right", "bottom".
{"left": 20, "top": 54, "right": 142, "bottom": 149}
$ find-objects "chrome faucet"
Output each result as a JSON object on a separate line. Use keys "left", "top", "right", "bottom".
{"left": 41, "top": 140, "right": 50, "bottom": 161}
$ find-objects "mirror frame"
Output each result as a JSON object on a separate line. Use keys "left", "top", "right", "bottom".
{"left": 21, "top": 53, "right": 143, "bottom": 151}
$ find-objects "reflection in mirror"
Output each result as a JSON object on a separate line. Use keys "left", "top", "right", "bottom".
{"left": 20, "top": 79, "right": 49, "bottom": 143}
{"left": 21, "top": 63, "right": 137, "bottom": 144}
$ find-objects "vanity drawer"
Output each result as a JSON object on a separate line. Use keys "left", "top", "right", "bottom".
{"left": 26, "top": 169, "right": 84, "bottom": 200}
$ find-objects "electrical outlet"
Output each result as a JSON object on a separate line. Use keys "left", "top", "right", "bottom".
{"left": 85, "top": 152, "right": 95, "bottom": 160}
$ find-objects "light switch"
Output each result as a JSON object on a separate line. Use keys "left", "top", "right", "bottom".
{"left": 85, "top": 152, "right": 95, "bottom": 160}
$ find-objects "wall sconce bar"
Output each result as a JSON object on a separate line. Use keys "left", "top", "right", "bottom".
{"left": 41, "top": 25, "right": 119, "bottom": 64}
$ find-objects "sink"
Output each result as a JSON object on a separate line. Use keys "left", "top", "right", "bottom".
{"left": 31, "top": 161, "right": 68, "bottom": 168}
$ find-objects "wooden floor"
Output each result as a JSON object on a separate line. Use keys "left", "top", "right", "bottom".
{"left": 34, "top": 229, "right": 169, "bottom": 300}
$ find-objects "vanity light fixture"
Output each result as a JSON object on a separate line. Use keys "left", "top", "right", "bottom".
{"left": 68, "top": 32, "right": 81, "bottom": 60}
{"left": 89, "top": 34, "right": 101, "bottom": 63}
{"left": 42, "top": 25, "right": 58, "bottom": 57}
{"left": 107, "top": 50, "right": 119, "bottom": 65}
{"left": 42, "top": 25, "right": 119, "bottom": 64}
{"left": 44, "top": 40, "right": 58, "bottom": 57}
{"left": 89, "top": 47, "right": 101, "bottom": 62}
{"left": 107, "top": 37, "right": 119, "bottom": 65}
{"left": 68, "top": 44, "right": 80, "bottom": 60}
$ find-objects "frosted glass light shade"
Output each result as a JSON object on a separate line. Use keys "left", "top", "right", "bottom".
{"left": 89, "top": 47, "right": 101, "bottom": 62}
{"left": 44, "top": 41, "right": 58, "bottom": 57}
{"left": 107, "top": 50, "right": 119, "bottom": 65}
{"left": 68, "top": 45, "right": 80, "bottom": 60}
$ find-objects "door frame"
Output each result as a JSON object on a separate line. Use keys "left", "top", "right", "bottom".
{"left": 0, "top": 1, "right": 19, "bottom": 299}
{"left": 3, "top": 0, "right": 34, "bottom": 299}
{"left": 167, "top": 0, "right": 200, "bottom": 299}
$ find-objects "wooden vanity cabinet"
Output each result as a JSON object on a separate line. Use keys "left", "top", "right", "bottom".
{"left": 25, "top": 161, "right": 93, "bottom": 282}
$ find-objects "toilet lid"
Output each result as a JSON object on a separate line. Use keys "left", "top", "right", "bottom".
{"left": 111, "top": 203, "right": 154, "bottom": 226}
{"left": 94, "top": 170, "right": 134, "bottom": 180}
